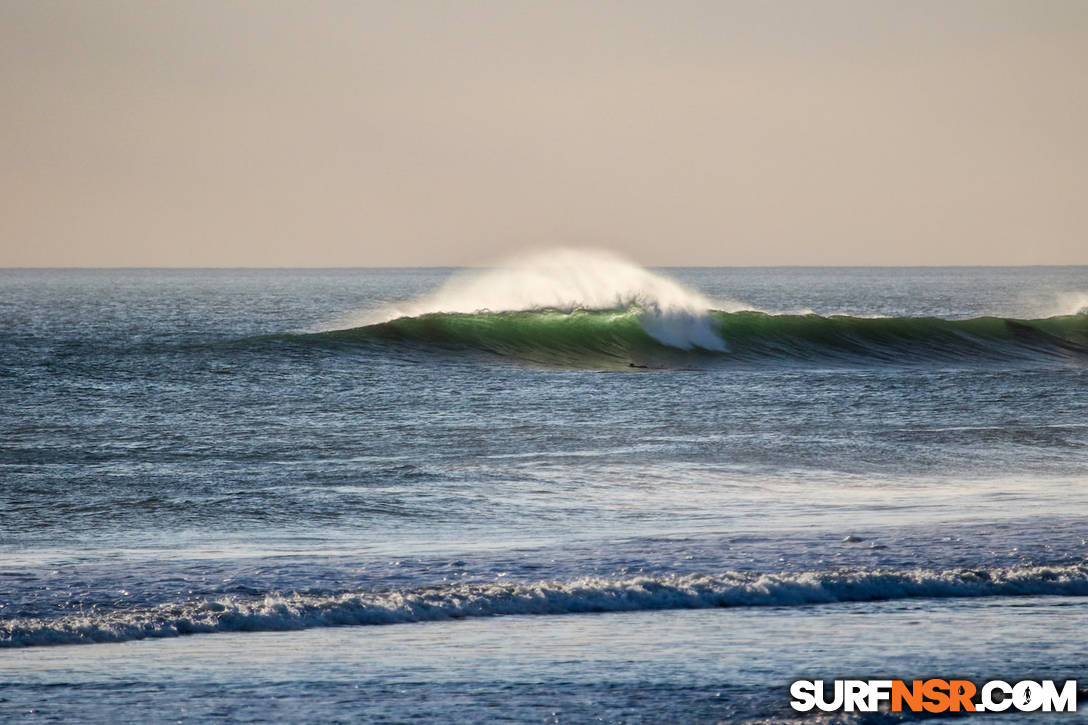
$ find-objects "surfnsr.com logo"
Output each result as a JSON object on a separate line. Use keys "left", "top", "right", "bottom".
{"left": 790, "top": 679, "right": 1078, "bottom": 713}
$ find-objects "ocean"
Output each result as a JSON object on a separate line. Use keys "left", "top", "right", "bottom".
{"left": 2, "top": 253, "right": 1087, "bottom": 723}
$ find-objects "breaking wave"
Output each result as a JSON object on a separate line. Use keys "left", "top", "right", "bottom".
{"left": 307, "top": 250, "right": 1088, "bottom": 368}
{"left": 314, "top": 308, "right": 1088, "bottom": 368}
{"left": 336, "top": 248, "right": 737, "bottom": 354}
{"left": 5, "top": 562, "right": 1088, "bottom": 648}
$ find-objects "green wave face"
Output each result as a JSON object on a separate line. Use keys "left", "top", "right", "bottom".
{"left": 711, "top": 311, "right": 1088, "bottom": 365}
{"left": 332, "top": 308, "right": 668, "bottom": 367}
{"left": 317, "top": 308, "right": 1088, "bottom": 369}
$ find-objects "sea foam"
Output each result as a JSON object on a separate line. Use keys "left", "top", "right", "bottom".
{"left": 5, "top": 562, "right": 1087, "bottom": 648}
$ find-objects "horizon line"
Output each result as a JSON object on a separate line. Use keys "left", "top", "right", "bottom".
{"left": 3, "top": 263, "right": 1088, "bottom": 271}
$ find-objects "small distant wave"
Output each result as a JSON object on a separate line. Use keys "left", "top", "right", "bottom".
{"left": 5, "top": 562, "right": 1088, "bottom": 648}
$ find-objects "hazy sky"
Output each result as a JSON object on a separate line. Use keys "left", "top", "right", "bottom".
{"left": 2, "top": 0, "right": 1086, "bottom": 267}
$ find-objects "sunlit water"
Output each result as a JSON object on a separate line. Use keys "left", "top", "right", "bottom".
{"left": 2, "top": 261, "right": 1087, "bottom": 722}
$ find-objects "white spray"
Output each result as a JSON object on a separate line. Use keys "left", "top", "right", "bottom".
{"left": 355, "top": 248, "right": 748, "bottom": 351}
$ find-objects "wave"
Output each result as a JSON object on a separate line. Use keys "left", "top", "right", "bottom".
{"left": 313, "top": 308, "right": 1088, "bottom": 368}
{"left": 5, "top": 562, "right": 1088, "bottom": 648}
{"left": 330, "top": 249, "right": 739, "bottom": 353}
{"left": 307, "top": 250, "right": 1088, "bottom": 368}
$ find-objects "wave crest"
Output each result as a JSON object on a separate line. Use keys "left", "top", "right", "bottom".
{"left": 5, "top": 562, "right": 1088, "bottom": 648}
{"left": 316, "top": 251, "right": 1088, "bottom": 367}
{"left": 317, "top": 308, "right": 1088, "bottom": 368}
{"left": 347, "top": 249, "right": 737, "bottom": 351}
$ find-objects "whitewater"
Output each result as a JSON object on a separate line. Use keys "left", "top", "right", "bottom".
{"left": 7, "top": 562, "right": 1088, "bottom": 648}
{"left": 2, "top": 256, "right": 1087, "bottom": 723}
